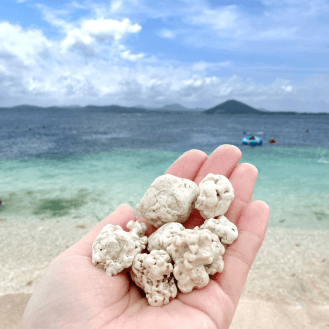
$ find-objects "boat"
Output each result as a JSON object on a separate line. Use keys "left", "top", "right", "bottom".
{"left": 242, "top": 135, "right": 262, "bottom": 146}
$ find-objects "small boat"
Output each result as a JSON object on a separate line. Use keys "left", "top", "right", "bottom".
{"left": 269, "top": 139, "right": 276, "bottom": 144}
{"left": 242, "top": 136, "right": 262, "bottom": 146}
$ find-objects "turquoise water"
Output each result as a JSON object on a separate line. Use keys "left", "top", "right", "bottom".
{"left": 1, "top": 146, "right": 328, "bottom": 230}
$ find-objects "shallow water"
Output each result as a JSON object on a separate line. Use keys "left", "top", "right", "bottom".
{"left": 0, "top": 109, "right": 328, "bottom": 230}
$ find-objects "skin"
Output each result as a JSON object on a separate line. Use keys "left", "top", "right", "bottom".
{"left": 21, "top": 144, "right": 269, "bottom": 329}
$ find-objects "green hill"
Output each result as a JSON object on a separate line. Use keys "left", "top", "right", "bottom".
{"left": 204, "top": 100, "right": 263, "bottom": 115}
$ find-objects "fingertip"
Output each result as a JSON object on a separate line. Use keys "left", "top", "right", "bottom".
{"left": 184, "top": 149, "right": 208, "bottom": 158}
{"left": 249, "top": 200, "right": 270, "bottom": 215}
{"left": 212, "top": 144, "right": 242, "bottom": 159}
{"left": 195, "top": 144, "right": 242, "bottom": 184}
{"left": 244, "top": 163, "right": 258, "bottom": 175}
{"left": 238, "top": 200, "right": 270, "bottom": 239}
{"left": 165, "top": 148, "right": 208, "bottom": 180}
{"left": 118, "top": 203, "right": 136, "bottom": 216}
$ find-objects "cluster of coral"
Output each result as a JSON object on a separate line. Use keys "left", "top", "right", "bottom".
{"left": 92, "top": 173, "right": 238, "bottom": 306}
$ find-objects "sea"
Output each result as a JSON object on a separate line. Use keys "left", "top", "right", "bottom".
{"left": 0, "top": 108, "right": 328, "bottom": 230}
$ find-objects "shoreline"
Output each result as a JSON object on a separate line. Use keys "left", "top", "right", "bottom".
{"left": 1, "top": 218, "right": 329, "bottom": 302}
{"left": 1, "top": 217, "right": 329, "bottom": 328}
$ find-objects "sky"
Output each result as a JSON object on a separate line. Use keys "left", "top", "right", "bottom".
{"left": 0, "top": 0, "right": 329, "bottom": 112}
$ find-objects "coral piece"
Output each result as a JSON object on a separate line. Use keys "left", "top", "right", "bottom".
{"left": 150, "top": 226, "right": 225, "bottom": 293}
{"left": 195, "top": 174, "right": 234, "bottom": 219}
{"left": 136, "top": 174, "right": 199, "bottom": 228}
{"left": 173, "top": 259, "right": 209, "bottom": 293}
{"left": 200, "top": 216, "right": 238, "bottom": 245}
{"left": 92, "top": 220, "right": 147, "bottom": 276}
{"left": 130, "top": 250, "right": 177, "bottom": 306}
{"left": 147, "top": 222, "right": 185, "bottom": 252}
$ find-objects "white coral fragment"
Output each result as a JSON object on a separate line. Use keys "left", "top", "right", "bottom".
{"left": 149, "top": 225, "right": 225, "bottom": 293}
{"left": 173, "top": 259, "right": 209, "bottom": 293}
{"left": 130, "top": 250, "right": 177, "bottom": 306}
{"left": 147, "top": 222, "right": 185, "bottom": 252}
{"left": 92, "top": 220, "right": 147, "bottom": 276}
{"left": 200, "top": 216, "right": 238, "bottom": 245}
{"left": 195, "top": 174, "right": 234, "bottom": 219}
{"left": 169, "top": 228, "right": 225, "bottom": 292}
{"left": 136, "top": 174, "right": 199, "bottom": 228}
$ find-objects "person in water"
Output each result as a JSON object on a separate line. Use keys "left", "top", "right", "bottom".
{"left": 21, "top": 145, "right": 269, "bottom": 329}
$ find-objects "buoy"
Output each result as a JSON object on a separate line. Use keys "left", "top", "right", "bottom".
{"left": 242, "top": 136, "right": 262, "bottom": 146}
{"left": 269, "top": 139, "right": 276, "bottom": 144}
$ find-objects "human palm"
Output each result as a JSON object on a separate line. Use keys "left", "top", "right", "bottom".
{"left": 22, "top": 145, "right": 269, "bottom": 329}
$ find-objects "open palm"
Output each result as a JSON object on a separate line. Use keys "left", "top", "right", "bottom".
{"left": 22, "top": 145, "right": 269, "bottom": 329}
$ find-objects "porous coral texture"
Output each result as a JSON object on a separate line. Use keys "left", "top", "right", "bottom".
{"left": 130, "top": 250, "right": 177, "bottom": 306}
{"left": 173, "top": 260, "right": 209, "bottom": 293}
{"left": 200, "top": 216, "right": 238, "bottom": 245}
{"left": 92, "top": 220, "right": 147, "bottom": 276}
{"left": 195, "top": 173, "right": 234, "bottom": 219}
{"left": 166, "top": 227, "right": 225, "bottom": 293}
{"left": 147, "top": 222, "right": 185, "bottom": 252}
{"left": 136, "top": 174, "right": 199, "bottom": 228}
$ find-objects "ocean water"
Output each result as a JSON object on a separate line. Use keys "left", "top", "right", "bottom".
{"left": 0, "top": 108, "right": 328, "bottom": 230}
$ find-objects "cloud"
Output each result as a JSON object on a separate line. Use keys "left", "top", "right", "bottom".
{"left": 120, "top": 50, "right": 145, "bottom": 61}
{"left": 0, "top": 22, "right": 51, "bottom": 66}
{"left": 158, "top": 29, "right": 175, "bottom": 39}
{"left": 36, "top": 4, "right": 75, "bottom": 32}
{"left": 188, "top": 5, "right": 240, "bottom": 30}
{"left": 0, "top": 20, "right": 327, "bottom": 112}
{"left": 0, "top": 19, "right": 304, "bottom": 111}
{"left": 61, "top": 18, "right": 141, "bottom": 56}
{"left": 1, "top": 2, "right": 329, "bottom": 112}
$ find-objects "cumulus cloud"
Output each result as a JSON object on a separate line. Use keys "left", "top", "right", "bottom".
{"left": 0, "top": 22, "right": 51, "bottom": 66}
{"left": 0, "top": 19, "right": 303, "bottom": 111}
{"left": 1, "top": 1, "right": 329, "bottom": 112}
{"left": 61, "top": 18, "right": 142, "bottom": 56}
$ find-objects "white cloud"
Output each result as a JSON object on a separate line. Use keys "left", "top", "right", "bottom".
{"left": 281, "top": 85, "right": 293, "bottom": 92}
{"left": 110, "top": 0, "right": 123, "bottom": 13}
{"left": 61, "top": 18, "right": 141, "bottom": 56}
{"left": 158, "top": 29, "right": 175, "bottom": 39}
{"left": 36, "top": 4, "right": 74, "bottom": 32}
{"left": 0, "top": 20, "right": 307, "bottom": 111}
{"left": 1, "top": 2, "right": 329, "bottom": 112}
{"left": 0, "top": 22, "right": 51, "bottom": 66}
{"left": 189, "top": 6, "right": 240, "bottom": 30}
{"left": 120, "top": 50, "right": 144, "bottom": 61}
{"left": 0, "top": 20, "right": 326, "bottom": 111}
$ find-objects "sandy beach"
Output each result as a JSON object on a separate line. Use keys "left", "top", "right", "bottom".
{"left": 1, "top": 217, "right": 329, "bottom": 329}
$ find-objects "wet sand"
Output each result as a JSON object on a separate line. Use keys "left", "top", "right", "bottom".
{"left": 1, "top": 218, "right": 329, "bottom": 328}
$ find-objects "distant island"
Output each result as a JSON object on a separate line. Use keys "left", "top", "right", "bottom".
{"left": 0, "top": 100, "right": 328, "bottom": 115}
{"left": 203, "top": 100, "right": 328, "bottom": 115}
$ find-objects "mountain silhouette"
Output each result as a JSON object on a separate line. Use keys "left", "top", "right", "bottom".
{"left": 1, "top": 101, "right": 327, "bottom": 114}
{"left": 204, "top": 100, "right": 263, "bottom": 115}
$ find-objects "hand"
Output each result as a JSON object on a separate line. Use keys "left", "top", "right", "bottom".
{"left": 22, "top": 145, "right": 269, "bottom": 329}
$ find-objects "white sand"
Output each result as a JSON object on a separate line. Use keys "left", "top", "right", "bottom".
{"left": 1, "top": 218, "right": 329, "bottom": 328}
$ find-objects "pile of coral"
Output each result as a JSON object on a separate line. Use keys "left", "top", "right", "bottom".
{"left": 92, "top": 173, "right": 238, "bottom": 306}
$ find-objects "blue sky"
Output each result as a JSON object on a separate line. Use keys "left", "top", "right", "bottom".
{"left": 1, "top": 0, "right": 329, "bottom": 112}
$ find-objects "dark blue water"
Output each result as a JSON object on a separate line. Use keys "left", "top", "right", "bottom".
{"left": 0, "top": 108, "right": 328, "bottom": 230}
{"left": 1, "top": 108, "right": 328, "bottom": 160}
